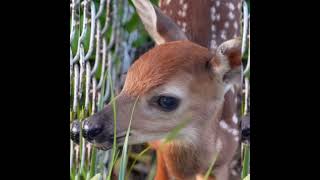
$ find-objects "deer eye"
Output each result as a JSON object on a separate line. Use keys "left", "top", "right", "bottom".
{"left": 157, "top": 96, "right": 180, "bottom": 112}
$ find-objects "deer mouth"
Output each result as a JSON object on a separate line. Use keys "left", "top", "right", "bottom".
{"left": 93, "top": 132, "right": 132, "bottom": 151}
{"left": 94, "top": 142, "right": 113, "bottom": 151}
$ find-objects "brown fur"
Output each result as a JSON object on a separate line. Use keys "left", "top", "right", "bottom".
{"left": 123, "top": 41, "right": 212, "bottom": 96}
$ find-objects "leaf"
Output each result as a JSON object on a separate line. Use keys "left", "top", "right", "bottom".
{"left": 123, "top": 13, "right": 139, "bottom": 33}
{"left": 132, "top": 32, "right": 150, "bottom": 47}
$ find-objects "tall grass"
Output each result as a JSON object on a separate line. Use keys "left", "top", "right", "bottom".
{"left": 126, "top": 146, "right": 151, "bottom": 180}
{"left": 204, "top": 151, "right": 219, "bottom": 180}
{"left": 241, "top": 144, "right": 250, "bottom": 179}
{"left": 118, "top": 96, "right": 140, "bottom": 180}
{"left": 106, "top": 71, "right": 119, "bottom": 180}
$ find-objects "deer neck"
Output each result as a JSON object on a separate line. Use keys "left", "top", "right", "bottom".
{"left": 157, "top": 109, "right": 222, "bottom": 179}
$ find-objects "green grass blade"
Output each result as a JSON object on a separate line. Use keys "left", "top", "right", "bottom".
{"left": 89, "top": 147, "right": 97, "bottom": 178}
{"left": 90, "top": 173, "right": 102, "bottom": 180}
{"left": 126, "top": 146, "right": 151, "bottom": 180}
{"left": 204, "top": 151, "right": 219, "bottom": 180}
{"left": 241, "top": 144, "right": 250, "bottom": 179}
{"left": 70, "top": 140, "right": 74, "bottom": 175}
{"left": 163, "top": 117, "right": 192, "bottom": 144}
{"left": 118, "top": 96, "right": 140, "bottom": 180}
{"left": 107, "top": 150, "right": 120, "bottom": 180}
{"left": 79, "top": 108, "right": 87, "bottom": 178}
{"left": 87, "top": 63, "right": 108, "bottom": 179}
{"left": 147, "top": 159, "right": 157, "bottom": 180}
{"left": 243, "top": 174, "right": 250, "bottom": 180}
{"left": 107, "top": 72, "right": 119, "bottom": 180}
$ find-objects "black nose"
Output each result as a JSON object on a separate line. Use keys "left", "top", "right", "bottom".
{"left": 82, "top": 119, "right": 104, "bottom": 141}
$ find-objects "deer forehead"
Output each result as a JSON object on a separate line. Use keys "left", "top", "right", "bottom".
{"left": 123, "top": 41, "right": 214, "bottom": 96}
{"left": 153, "top": 78, "right": 191, "bottom": 98}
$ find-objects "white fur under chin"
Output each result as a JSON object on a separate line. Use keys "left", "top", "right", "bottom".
{"left": 223, "top": 83, "right": 234, "bottom": 95}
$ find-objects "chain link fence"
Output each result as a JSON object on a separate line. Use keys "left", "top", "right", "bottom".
{"left": 70, "top": 0, "right": 142, "bottom": 179}
{"left": 241, "top": 1, "right": 250, "bottom": 179}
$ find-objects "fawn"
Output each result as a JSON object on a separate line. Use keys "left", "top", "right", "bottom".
{"left": 81, "top": 0, "right": 243, "bottom": 179}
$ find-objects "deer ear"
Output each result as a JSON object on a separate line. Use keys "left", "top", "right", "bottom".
{"left": 132, "top": 0, "right": 188, "bottom": 45}
{"left": 211, "top": 38, "right": 242, "bottom": 85}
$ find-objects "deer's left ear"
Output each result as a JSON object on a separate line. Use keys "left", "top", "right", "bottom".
{"left": 132, "top": 0, "right": 188, "bottom": 45}
{"left": 211, "top": 38, "right": 242, "bottom": 84}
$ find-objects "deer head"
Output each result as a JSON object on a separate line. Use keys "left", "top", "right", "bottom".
{"left": 82, "top": 0, "right": 241, "bottom": 152}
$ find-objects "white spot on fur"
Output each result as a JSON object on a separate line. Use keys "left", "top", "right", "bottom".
{"left": 216, "top": 1, "right": 220, "bottom": 7}
{"left": 211, "top": 34, "right": 216, "bottom": 39}
{"left": 238, "top": 2, "right": 242, "bottom": 10}
{"left": 219, "top": 120, "right": 228, "bottom": 129}
{"left": 182, "top": 22, "right": 187, "bottom": 29}
{"left": 233, "top": 22, "right": 238, "bottom": 30}
{"left": 228, "top": 11, "right": 235, "bottom": 20}
{"left": 183, "top": 3, "right": 188, "bottom": 10}
{"left": 84, "top": 124, "right": 89, "bottom": 130}
{"left": 182, "top": 23, "right": 186, "bottom": 32}
{"left": 211, "top": 25, "right": 216, "bottom": 32}
{"left": 234, "top": 136, "right": 239, "bottom": 142}
{"left": 169, "top": 10, "right": 172, "bottom": 15}
{"left": 179, "top": 0, "right": 184, "bottom": 5}
{"left": 210, "top": 7, "right": 216, "bottom": 21}
{"left": 177, "top": 21, "right": 181, "bottom": 26}
{"left": 224, "top": 22, "right": 230, "bottom": 28}
{"left": 210, "top": 39, "right": 217, "bottom": 49}
{"left": 210, "top": 6, "right": 216, "bottom": 14}
{"left": 211, "top": 14, "right": 216, "bottom": 22}
{"left": 227, "top": 3, "right": 235, "bottom": 11}
{"left": 231, "top": 169, "right": 238, "bottom": 176}
{"left": 216, "top": 14, "right": 221, "bottom": 21}
{"left": 231, "top": 129, "right": 239, "bottom": 136}
{"left": 232, "top": 114, "right": 238, "bottom": 124}
{"left": 165, "top": 0, "right": 171, "bottom": 5}
{"left": 182, "top": 11, "right": 186, "bottom": 17}
{"left": 221, "top": 30, "right": 227, "bottom": 40}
